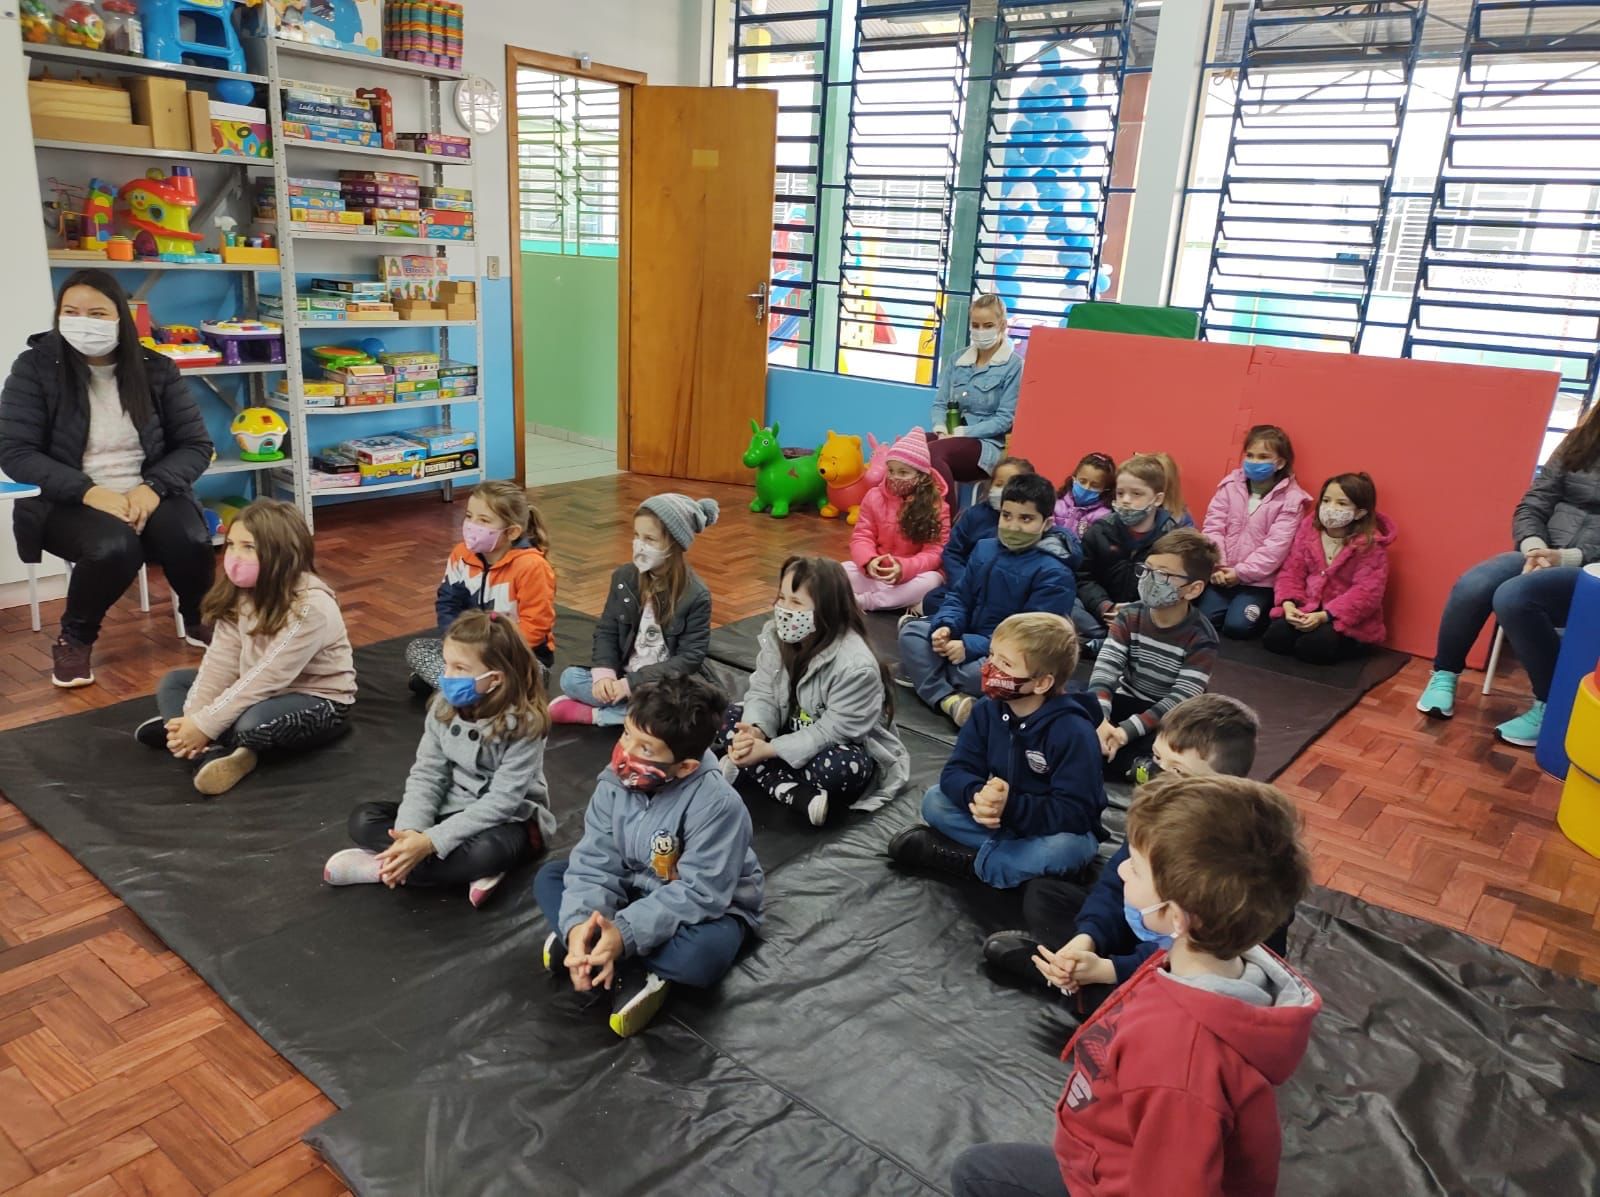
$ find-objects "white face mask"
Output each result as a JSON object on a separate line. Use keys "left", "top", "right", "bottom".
{"left": 59, "top": 315, "right": 121, "bottom": 358}
{"left": 1319, "top": 504, "right": 1357, "bottom": 530}
{"left": 632, "top": 538, "right": 669, "bottom": 573}
{"left": 772, "top": 604, "right": 816, "bottom": 644}
{"left": 971, "top": 327, "right": 1001, "bottom": 351}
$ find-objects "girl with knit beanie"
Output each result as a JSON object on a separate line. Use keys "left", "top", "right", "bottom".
{"left": 550, "top": 494, "right": 720, "bottom": 725}
{"left": 843, "top": 427, "right": 951, "bottom": 612}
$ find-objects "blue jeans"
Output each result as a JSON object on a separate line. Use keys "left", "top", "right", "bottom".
{"left": 921, "top": 785, "right": 1097, "bottom": 890}
{"left": 559, "top": 666, "right": 629, "bottom": 727}
{"left": 1434, "top": 552, "right": 1580, "bottom": 700}
{"left": 1198, "top": 583, "right": 1274, "bottom": 639}
{"left": 1070, "top": 600, "right": 1105, "bottom": 642}
{"left": 951, "top": 1144, "right": 1069, "bottom": 1197}
{"left": 534, "top": 857, "right": 747, "bottom": 988}
{"left": 899, "top": 619, "right": 986, "bottom": 707}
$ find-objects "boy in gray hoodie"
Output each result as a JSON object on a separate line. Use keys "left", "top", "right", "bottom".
{"left": 535, "top": 675, "right": 765, "bottom": 1037}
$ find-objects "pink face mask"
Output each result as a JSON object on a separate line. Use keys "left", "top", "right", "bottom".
{"left": 223, "top": 553, "right": 259, "bottom": 588}
{"left": 462, "top": 519, "right": 503, "bottom": 556}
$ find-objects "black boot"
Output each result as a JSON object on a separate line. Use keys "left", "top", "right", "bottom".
{"left": 887, "top": 825, "right": 978, "bottom": 879}
{"left": 983, "top": 930, "right": 1049, "bottom": 990}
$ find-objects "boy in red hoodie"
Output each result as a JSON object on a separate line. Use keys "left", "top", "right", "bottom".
{"left": 951, "top": 775, "right": 1319, "bottom": 1197}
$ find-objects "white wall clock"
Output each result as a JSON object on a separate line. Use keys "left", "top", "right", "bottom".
{"left": 454, "top": 76, "right": 503, "bottom": 135}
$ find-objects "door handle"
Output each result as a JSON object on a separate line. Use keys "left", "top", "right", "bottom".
{"left": 748, "top": 282, "right": 768, "bottom": 323}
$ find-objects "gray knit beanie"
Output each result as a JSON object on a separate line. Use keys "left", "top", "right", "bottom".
{"left": 640, "top": 493, "right": 720, "bottom": 549}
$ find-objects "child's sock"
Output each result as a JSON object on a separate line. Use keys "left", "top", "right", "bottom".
{"left": 548, "top": 696, "right": 599, "bottom": 725}
{"left": 323, "top": 848, "right": 382, "bottom": 886}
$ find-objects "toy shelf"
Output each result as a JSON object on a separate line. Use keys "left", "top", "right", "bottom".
{"left": 293, "top": 319, "right": 477, "bottom": 330}
{"left": 34, "top": 140, "right": 274, "bottom": 167}
{"left": 271, "top": 41, "right": 465, "bottom": 81}
{"left": 267, "top": 396, "right": 480, "bottom": 416}
{"left": 182, "top": 363, "right": 288, "bottom": 377}
{"left": 23, "top": 43, "right": 270, "bottom": 85}
{"left": 208, "top": 455, "right": 296, "bottom": 476}
{"left": 313, "top": 468, "right": 482, "bottom": 499}
{"left": 289, "top": 230, "right": 477, "bottom": 247}
{"left": 280, "top": 139, "right": 473, "bottom": 168}
{"left": 47, "top": 254, "right": 275, "bottom": 272}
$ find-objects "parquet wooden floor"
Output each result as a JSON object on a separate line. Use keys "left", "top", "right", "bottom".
{"left": 0, "top": 472, "right": 1593, "bottom": 1193}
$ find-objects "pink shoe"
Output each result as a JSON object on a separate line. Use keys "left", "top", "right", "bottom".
{"left": 468, "top": 874, "right": 504, "bottom": 908}
{"left": 548, "top": 696, "right": 598, "bottom": 725}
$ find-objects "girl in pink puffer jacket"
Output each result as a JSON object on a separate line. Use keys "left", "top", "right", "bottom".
{"left": 1200, "top": 424, "right": 1311, "bottom": 638}
{"left": 844, "top": 426, "right": 950, "bottom": 611}
{"left": 1264, "top": 471, "right": 1397, "bottom": 665}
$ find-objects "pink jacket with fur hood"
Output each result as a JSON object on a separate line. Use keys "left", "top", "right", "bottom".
{"left": 849, "top": 429, "right": 950, "bottom": 577}
{"left": 1203, "top": 469, "right": 1312, "bottom": 586}
{"left": 1271, "top": 513, "right": 1398, "bottom": 645}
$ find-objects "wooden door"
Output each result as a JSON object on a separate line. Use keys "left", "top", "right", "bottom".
{"left": 622, "top": 86, "right": 776, "bottom": 483}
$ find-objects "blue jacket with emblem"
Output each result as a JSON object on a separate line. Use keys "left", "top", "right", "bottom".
{"left": 940, "top": 692, "right": 1108, "bottom": 841}
{"left": 930, "top": 529, "right": 1079, "bottom": 659}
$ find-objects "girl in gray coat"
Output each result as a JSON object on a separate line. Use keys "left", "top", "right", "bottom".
{"left": 325, "top": 611, "right": 556, "bottom": 908}
{"left": 719, "top": 556, "right": 911, "bottom": 827}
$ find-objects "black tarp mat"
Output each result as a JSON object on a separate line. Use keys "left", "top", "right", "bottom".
{"left": 707, "top": 611, "right": 1409, "bottom": 779}
{"left": 4, "top": 612, "right": 1598, "bottom": 1197}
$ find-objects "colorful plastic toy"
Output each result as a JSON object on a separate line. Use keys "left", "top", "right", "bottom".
{"left": 201, "top": 318, "right": 285, "bottom": 366}
{"left": 140, "top": 0, "right": 247, "bottom": 75}
{"left": 54, "top": 1, "right": 106, "bottom": 48}
{"left": 85, "top": 178, "right": 115, "bottom": 245}
{"left": 117, "top": 167, "right": 202, "bottom": 258}
{"left": 231, "top": 407, "right": 289, "bottom": 462}
{"left": 741, "top": 421, "right": 827, "bottom": 520}
{"left": 816, "top": 429, "right": 886, "bottom": 525}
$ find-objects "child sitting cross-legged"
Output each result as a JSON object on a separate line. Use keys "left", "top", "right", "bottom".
{"left": 1089, "top": 528, "right": 1221, "bottom": 780}
{"left": 843, "top": 426, "right": 951, "bottom": 612}
{"left": 324, "top": 610, "right": 556, "bottom": 908}
{"left": 898, "top": 472, "right": 1077, "bottom": 727}
{"left": 906, "top": 454, "right": 1035, "bottom": 621}
{"left": 888, "top": 613, "right": 1107, "bottom": 889}
{"left": 535, "top": 675, "right": 765, "bottom": 1038}
{"left": 950, "top": 775, "right": 1320, "bottom": 1197}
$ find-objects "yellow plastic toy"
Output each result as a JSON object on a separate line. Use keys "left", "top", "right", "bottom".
{"left": 231, "top": 407, "right": 289, "bottom": 462}
{"left": 1558, "top": 674, "right": 1600, "bottom": 858}
{"left": 116, "top": 167, "right": 203, "bottom": 259}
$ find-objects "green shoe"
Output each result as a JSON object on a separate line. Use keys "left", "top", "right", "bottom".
{"left": 1496, "top": 701, "right": 1546, "bottom": 748}
{"left": 1417, "top": 670, "right": 1459, "bottom": 719}
{"left": 609, "top": 967, "right": 671, "bottom": 1038}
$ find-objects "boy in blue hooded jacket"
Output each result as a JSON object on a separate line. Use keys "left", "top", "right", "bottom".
{"left": 899, "top": 473, "right": 1080, "bottom": 728}
{"left": 889, "top": 612, "right": 1106, "bottom": 889}
{"left": 535, "top": 675, "right": 765, "bottom": 1038}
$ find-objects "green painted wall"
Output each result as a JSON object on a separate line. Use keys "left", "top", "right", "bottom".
{"left": 520, "top": 252, "right": 618, "bottom": 443}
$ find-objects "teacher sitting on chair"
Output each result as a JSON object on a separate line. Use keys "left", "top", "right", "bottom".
{"left": 1417, "top": 404, "right": 1600, "bottom": 747}
{"left": 0, "top": 269, "right": 215, "bottom": 689}
{"left": 928, "top": 292, "right": 1023, "bottom": 513}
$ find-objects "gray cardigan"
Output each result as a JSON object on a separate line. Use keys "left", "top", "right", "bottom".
{"left": 394, "top": 708, "right": 556, "bottom": 858}
{"left": 740, "top": 625, "right": 911, "bottom": 800}
{"left": 1513, "top": 461, "right": 1600, "bottom": 565}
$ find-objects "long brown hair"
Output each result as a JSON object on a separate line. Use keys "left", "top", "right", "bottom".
{"left": 1315, "top": 472, "right": 1379, "bottom": 547}
{"left": 472, "top": 479, "right": 549, "bottom": 552}
{"left": 897, "top": 470, "right": 944, "bottom": 545}
{"left": 1552, "top": 406, "right": 1600, "bottom": 472}
{"left": 200, "top": 499, "right": 316, "bottom": 637}
{"left": 1243, "top": 424, "right": 1295, "bottom": 487}
{"left": 776, "top": 556, "right": 893, "bottom": 722}
{"left": 635, "top": 507, "right": 688, "bottom": 621}
{"left": 432, "top": 610, "right": 549, "bottom": 741}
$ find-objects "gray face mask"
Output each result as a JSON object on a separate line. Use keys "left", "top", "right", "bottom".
{"left": 1114, "top": 503, "right": 1152, "bottom": 526}
{"left": 1137, "top": 569, "right": 1185, "bottom": 609}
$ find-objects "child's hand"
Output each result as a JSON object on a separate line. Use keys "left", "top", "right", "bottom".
{"left": 884, "top": 558, "right": 905, "bottom": 583}
{"left": 166, "top": 717, "right": 209, "bottom": 759}
{"left": 376, "top": 829, "right": 434, "bottom": 887}
{"left": 588, "top": 913, "right": 625, "bottom": 990}
{"left": 1212, "top": 567, "right": 1238, "bottom": 587}
{"left": 939, "top": 639, "right": 967, "bottom": 664}
{"left": 567, "top": 914, "right": 601, "bottom": 991}
{"left": 1095, "top": 720, "right": 1125, "bottom": 759}
{"left": 1282, "top": 600, "right": 1299, "bottom": 620}
{"left": 969, "top": 777, "right": 1008, "bottom": 828}
{"left": 930, "top": 626, "right": 950, "bottom": 649}
{"left": 1032, "top": 941, "right": 1078, "bottom": 991}
{"left": 866, "top": 555, "right": 891, "bottom": 580}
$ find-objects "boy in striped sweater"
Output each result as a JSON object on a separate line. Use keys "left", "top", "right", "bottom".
{"left": 1089, "top": 529, "right": 1220, "bottom": 780}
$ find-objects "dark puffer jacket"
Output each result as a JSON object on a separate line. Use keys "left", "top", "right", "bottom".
{"left": 1512, "top": 460, "right": 1600, "bottom": 564}
{"left": 0, "top": 331, "right": 212, "bottom": 560}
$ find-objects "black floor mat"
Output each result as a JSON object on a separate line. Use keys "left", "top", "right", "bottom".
{"left": 707, "top": 611, "right": 1409, "bottom": 779}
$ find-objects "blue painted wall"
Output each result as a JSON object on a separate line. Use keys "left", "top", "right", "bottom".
{"left": 762, "top": 366, "right": 933, "bottom": 449}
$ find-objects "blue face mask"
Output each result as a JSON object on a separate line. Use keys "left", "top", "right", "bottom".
{"left": 1071, "top": 481, "right": 1102, "bottom": 506}
{"left": 439, "top": 672, "right": 495, "bottom": 709}
{"left": 1242, "top": 459, "right": 1278, "bottom": 483}
{"left": 1123, "top": 900, "right": 1175, "bottom": 949}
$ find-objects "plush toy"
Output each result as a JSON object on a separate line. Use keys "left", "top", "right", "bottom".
{"left": 741, "top": 420, "right": 827, "bottom": 519}
{"left": 816, "top": 429, "right": 885, "bottom": 525}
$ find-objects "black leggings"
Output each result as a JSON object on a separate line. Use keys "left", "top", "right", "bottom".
{"left": 714, "top": 703, "right": 875, "bottom": 824}
{"left": 1262, "top": 617, "right": 1370, "bottom": 666}
{"left": 42, "top": 497, "right": 214, "bottom": 644}
{"left": 348, "top": 800, "right": 539, "bottom": 885}
{"left": 157, "top": 667, "right": 351, "bottom": 754}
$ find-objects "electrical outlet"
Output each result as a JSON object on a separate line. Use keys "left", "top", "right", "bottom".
{"left": 486, "top": 256, "right": 501, "bottom": 280}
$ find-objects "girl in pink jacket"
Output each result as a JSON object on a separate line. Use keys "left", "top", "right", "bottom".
{"left": 1200, "top": 424, "right": 1311, "bottom": 638}
{"left": 844, "top": 426, "right": 950, "bottom": 611}
{"left": 1264, "top": 472, "right": 1397, "bottom": 665}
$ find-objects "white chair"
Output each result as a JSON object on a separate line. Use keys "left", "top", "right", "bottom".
{"left": 1482, "top": 625, "right": 1506, "bottom": 696}
{"left": 29, "top": 560, "right": 181, "bottom": 638}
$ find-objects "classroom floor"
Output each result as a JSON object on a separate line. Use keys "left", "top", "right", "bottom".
{"left": 522, "top": 433, "right": 619, "bottom": 486}
{"left": 0, "top": 472, "right": 1590, "bottom": 1194}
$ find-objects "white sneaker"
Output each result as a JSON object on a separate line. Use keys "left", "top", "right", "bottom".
{"left": 806, "top": 790, "right": 830, "bottom": 827}
{"left": 468, "top": 874, "right": 504, "bottom": 908}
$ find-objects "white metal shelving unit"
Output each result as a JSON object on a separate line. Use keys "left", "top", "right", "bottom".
{"left": 258, "top": 30, "right": 485, "bottom": 528}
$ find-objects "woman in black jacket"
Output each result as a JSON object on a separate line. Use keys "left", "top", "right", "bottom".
{"left": 0, "top": 270, "right": 214, "bottom": 688}
{"left": 1418, "top": 405, "right": 1600, "bottom": 747}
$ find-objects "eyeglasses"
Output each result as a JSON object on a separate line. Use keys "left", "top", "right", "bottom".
{"left": 1133, "top": 562, "right": 1195, "bottom": 587}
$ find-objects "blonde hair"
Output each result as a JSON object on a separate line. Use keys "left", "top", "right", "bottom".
{"left": 970, "top": 293, "right": 1008, "bottom": 323}
{"left": 472, "top": 479, "right": 548, "bottom": 552}
{"left": 1149, "top": 452, "right": 1185, "bottom": 520}
{"left": 993, "top": 612, "right": 1078, "bottom": 688}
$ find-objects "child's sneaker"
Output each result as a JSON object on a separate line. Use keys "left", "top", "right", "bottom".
{"left": 896, "top": 609, "right": 920, "bottom": 631}
{"left": 548, "top": 696, "right": 598, "bottom": 725}
{"left": 806, "top": 790, "right": 830, "bottom": 828}
{"left": 887, "top": 825, "right": 978, "bottom": 879}
{"left": 542, "top": 930, "right": 566, "bottom": 976}
{"left": 939, "top": 693, "right": 974, "bottom": 727}
{"left": 323, "top": 848, "right": 382, "bottom": 886}
{"left": 193, "top": 746, "right": 258, "bottom": 797}
{"left": 468, "top": 874, "right": 504, "bottom": 908}
{"left": 982, "top": 930, "right": 1049, "bottom": 990}
{"left": 134, "top": 716, "right": 168, "bottom": 749}
{"left": 408, "top": 673, "right": 434, "bottom": 698}
{"left": 608, "top": 964, "right": 671, "bottom": 1038}
{"left": 1496, "top": 700, "right": 1546, "bottom": 748}
{"left": 1416, "top": 669, "right": 1458, "bottom": 719}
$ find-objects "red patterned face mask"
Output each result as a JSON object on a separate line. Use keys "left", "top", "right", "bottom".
{"left": 887, "top": 474, "right": 919, "bottom": 497}
{"left": 610, "top": 740, "right": 672, "bottom": 792}
{"left": 980, "top": 659, "right": 1032, "bottom": 701}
